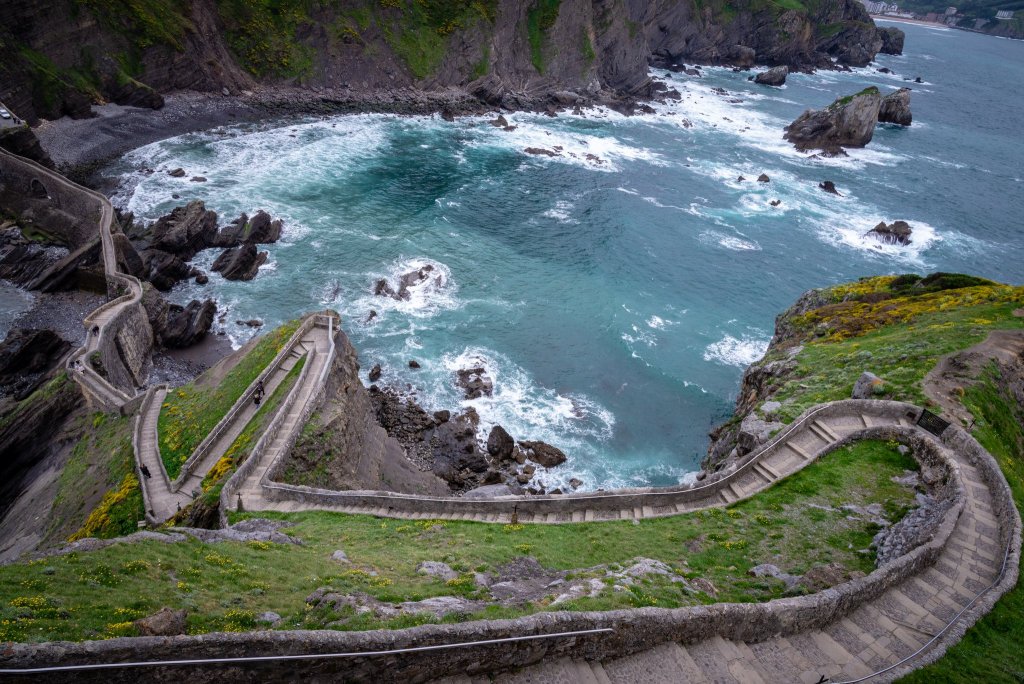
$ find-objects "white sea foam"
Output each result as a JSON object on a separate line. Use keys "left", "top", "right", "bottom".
{"left": 817, "top": 217, "right": 942, "bottom": 264}
{"left": 543, "top": 200, "right": 580, "bottom": 224}
{"left": 703, "top": 334, "right": 770, "bottom": 367}
{"left": 351, "top": 257, "right": 461, "bottom": 321}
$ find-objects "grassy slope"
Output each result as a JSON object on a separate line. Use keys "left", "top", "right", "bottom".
{"left": 0, "top": 440, "right": 915, "bottom": 641}
{"left": 762, "top": 276, "right": 1024, "bottom": 422}
{"left": 899, "top": 364, "right": 1024, "bottom": 682}
{"left": 158, "top": 320, "right": 299, "bottom": 479}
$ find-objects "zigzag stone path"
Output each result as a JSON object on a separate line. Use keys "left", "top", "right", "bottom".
{"left": 134, "top": 321, "right": 332, "bottom": 523}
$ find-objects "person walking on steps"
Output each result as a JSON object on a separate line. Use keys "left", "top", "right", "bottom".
{"left": 140, "top": 464, "right": 152, "bottom": 479}
{"left": 254, "top": 380, "right": 265, "bottom": 407}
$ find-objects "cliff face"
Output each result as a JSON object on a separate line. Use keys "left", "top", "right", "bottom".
{"left": 1, "top": 0, "right": 897, "bottom": 124}
{"left": 629, "top": 0, "right": 898, "bottom": 71}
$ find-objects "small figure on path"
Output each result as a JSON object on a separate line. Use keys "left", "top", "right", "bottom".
{"left": 254, "top": 380, "right": 265, "bottom": 407}
{"left": 140, "top": 464, "right": 152, "bottom": 479}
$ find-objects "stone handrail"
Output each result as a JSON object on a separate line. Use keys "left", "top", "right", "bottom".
{"left": 169, "top": 315, "right": 319, "bottom": 491}
{"left": 132, "top": 385, "right": 169, "bottom": 526}
{"left": 254, "top": 399, "right": 919, "bottom": 518}
{"left": 6, "top": 417, "right": 1001, "bottom": 684}
{"left": 218, "top": 313, "right": 338, "bottom": 526}
{"left": 0, "top": 147, "right": 148, "bottom": 411}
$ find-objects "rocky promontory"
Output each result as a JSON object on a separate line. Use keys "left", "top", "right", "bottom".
{"left": 784, "top": 86, "right": 882, "bottom": 155}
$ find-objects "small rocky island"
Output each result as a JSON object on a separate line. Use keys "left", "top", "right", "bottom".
{"left": 784, "top": 86, "right": 913, "bottom": 155}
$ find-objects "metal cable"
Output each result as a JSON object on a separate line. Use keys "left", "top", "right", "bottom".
{"left": 0, "top": 628, "right": 614, "bottom": 675}
{"left": 828, "top": 535, "right": 1014, "bottom": 684}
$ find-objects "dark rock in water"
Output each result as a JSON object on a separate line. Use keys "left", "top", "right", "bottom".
{"left": 365, "top": 310, "right": 377, "bottom": 324}
{"left": 769, "top": 199, "right": 781, "bottom": 207}
{"left": 368, "top": 364, "right": 382, "bottom": 382}
{"left": 519, "top": 440, "right": 567, "bottom": 468}
{"left": 143, "top": 288, "right": 216, "bottom": 349}
{"left": 135, "top": 608, "right": 187, "bottom": 637}
{"left": 877, "top": 67, "right": 891, "bottom": 74}
{"left": 194, "top": 272, "right": 208, "bottom": 285}
{"left": 684, "top": 68, "right": 700, "bottom": 77}
{"left": 878, "top": 88, "right": 912, "bottom": 126}
{"left": 524, "top": 147, "right": 559, "bottom": 157}
{"left": 168, "top": 168, "right": 186, "bottom": 178}
{"left": 216, "top": 210, "right": 283, "bottom": 247}
{"left": 211, "top": 243, "right": 268, "bottom": 281}
{"left": 148, "top": 201, "right": 219, "bottom": 260}
{"left": 569, "top": 478, "right": 583, "bottom": 490}
{"left": 190, "top": 176, "right": 206, "bottom": 183}
{"left": 868, "top": 221, "right": 912, "bottom": 245}
{"left": 0, "top": 328, "right": 69, "bottom": 400}
{"left": 433, "top": 410, "right": 450, "bottom": 423}
{"left": 819, "top": 181, "right": 842, "bottom": 196}
{"left": 237, "top": 319, "right": 263, "bottom": 328}
{"left": 914, "top": 76, "right": 923, "bottom": 84}
{"left": 737, "top": 175, "right": 746, "bottom": 182}
{"left": 440, "top": 108, "right": 455, "bottom": 122}
{"left": 878, "top": 26, "right": 905, "bottom": 55}
{"left": 408, "top": 359, "right": 421, "bottom": 369}
{"left": 757, "top": 173, "right": 770, "bottom": 183}
{"left": 486, "top": 425, "right": 514, "bottom": 460}
{"left": 754, "top": 66, "right": 788, "bottom": 86}
{"left": 784, "top": 87, "right": 882, "bottom": 154}
{"left": 375, "top": 264, "right": 438, "bottom": 301}
{"left": 141, "top": 249, "right": 198, "bottom": 291}
{"left": 456, "top": 366, "right": 493, "bottom": 400}
{"left": 489, "top": 115, "right": 510, "bottom": 128}
{"left": 374, "top": 279, "right": 397, "bottom": 299}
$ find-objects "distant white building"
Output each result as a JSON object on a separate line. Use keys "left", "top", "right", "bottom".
{"left": 996, "top": 10, "right": 1014, "bottom": 19}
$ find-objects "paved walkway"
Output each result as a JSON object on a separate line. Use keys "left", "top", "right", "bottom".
{"left": 135, "top": 322, "right": 331, "bottom": 523}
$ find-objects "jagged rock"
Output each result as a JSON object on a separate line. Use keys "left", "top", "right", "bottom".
{"left": 456, "top": 366, "right": 493, "bottom": 400}
{"left": 143, "top": 288, "right": 216, "bottom": 349}
{"left": 148, "top": 201, "right": 219, "bottom": 260}
{"left": 399, "top": 596, "right": 485, "bottom": 618}
{"left": 784, "top": 87, "right": 882, "bottom": 154}
{"left": 375, "top": 264, "right": 437, "bottom": 301}
{"left": 140, "top": 249, "right": 197, "bottom": 291}
{"left": 754, "top": 66, "right": 788, "bottom": 86}
{"left": 417, "top": 561, "right": 458, "bottom": 582}
{"left": 819, "top": 181, "right": 842, "bottom": 196}
{"left": 852, "top": 371, "right": 885, "bottom": 399}
{"left": 171, "top": 518, "right": 300, "bottom": 545}
{"left": 569, "top": 478, "right": 583, "bottom": 490}
{"left": 525, "top": 147, "right": 559, "bottom": 157}
{"left": 0, "top": 328, "right": 69, "bottom": 400}
{"left": 799, "top": 562, "right": 862, "bottom": 591}
{"left": 237, "top": 319, "right": 263, "bottom": 328}
{"left": 211, "top": 243, "right": 268, "bottom": 281}
{"left": 216, "top": 210, "right": 283, "bottom": 246}
{"left": 408, "top": 359, "right": 421, "bottom": 369}
{"left": 487, "top": 425, "right": 514, "bottom": 460}
{"left": 190, "top": 176, "right": 206, "bottom": 183}
{"left": 868, "top": 221, "right": 912, "bottom": 246}
{"left": 433, "top": 410, "right": 450, "bottom": 423}
{"left": 730, "top": 45, "right": 756, "bottom": 68}
{"left": 519, "top": 440, "right": 567, "bottom": 468}
{"left": 134, "top": 608, "right": 187, "bottom": 636}
{"left": 737, "top": 413, "right": 784, "bottom": 456}
{"left": 757, "top": 173, "right": 770, "bottom": 182}
{"left": 879, "top": 88, "right": 912, "bottom": 126}
{"left": 168, "top": 168, "right": 186, "bottom": 178}
{"left": 111, "top": 232, "right": 144, "bottom": 279}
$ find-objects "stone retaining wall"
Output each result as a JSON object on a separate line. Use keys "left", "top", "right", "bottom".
{"left": 0, "top": 424, "right": 970, "bottom": 683}
{"left": 255, "top": 400, "right": 925, "bottom": 520}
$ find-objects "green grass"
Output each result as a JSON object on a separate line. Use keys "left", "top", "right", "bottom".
{"left": 527, "top": 0, "right": 561, "bottom": 73}
{"left": 158, "top": 320, "right": 300, "bottom": 479}
{"left": 0, "top": 440, "right": 918, "bottom": 642}
{"left": 762, "top": 279, "right": 1024, "bottom": 422}
{"left": 216, "top": 0, "right": 315, "bottom": 78}
{"left": 0, "top": 373, "right": 74, "bottom": 436}
{"left": 74, "top": 0, "right": 191, "bottom": 50}
{"left": 378, "top": 0, "right": 497, "bottom": 79}
{"left": 898, "top": 364, "right": 1024, "bottom": 682}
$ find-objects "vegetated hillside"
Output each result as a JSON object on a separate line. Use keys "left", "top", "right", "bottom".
{"left": 705, "top": 273, "right": 1024, "bottom": 471}
{"left": 0, "top": 0, "right": 899, "bottom": 124}
{"left": 901, "top": 0, "right": 1024, "bottom": 37}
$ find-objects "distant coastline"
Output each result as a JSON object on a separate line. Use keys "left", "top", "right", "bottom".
{"left": 870, "top": 15, "right": 948, "bottom": 28}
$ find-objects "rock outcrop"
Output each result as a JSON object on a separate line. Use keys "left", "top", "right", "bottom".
{"left": 877, "top": 26, "right": 905, "bottom": 55}
{"left": 0, "top": 328, "right": 69, "bottom": 400}
{"left": 754, "top": 66, "right": 788, "bottom": 86}
{"left": 142, "top": 286, "right": 215, "bottom": 349}
{"left": 868, "top": 220, "right": 913, "bottom": 245}
{"left": 878, "top": 88, "right": 912, "bottom": 126}
{"left": 211, "top": 243, "right": 268, "bottom": 281}
{"left": 784, "top": 87, "right": 882, "bottom": 155}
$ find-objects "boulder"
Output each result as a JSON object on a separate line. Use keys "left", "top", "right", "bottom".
{"left": 330, "top": 550, "right": 350, "bottom": 564}
{"left": 818, "top": 181, "right": 842, "bottom": 196}
{"left": 519, "top": 440, "right": 567, "bottom": 468}
{"left": 375, "top": 264, "right": 438, "bottom": 301}
{"left": 211, "top": 243, "right": 268, "bottom": 281}
{"left": 784, "top": 87, "right": 882, "bottom": 154}
{"left": 486, "top": 425, "right": 515, "bottom": 460}
{"left": 799, "top": 562, "right": 860, "bottom": 591}
{"left": 879, "top": 88, "right": 912, "bottom": 126}
{"left": 757, "top": 173, "right": 770, "bottom": 183}
{"left": 111, "top": 232, "right": 145, "bottom": 279}
{"left": 368, "top": 364, "right": 382, "bottom": 382}
{"left": 134, "top": 608, "right": 187, "bottom": 636}
{"left": 524, "top": 147, "right": 559, "bottom": 157}
{"left": 216, "top": 210, "right": 283, "bottom": 246}
{"left": 737, "top": 413, "right": 784, "bottom": 456}
{"left": 852, "top": 371, "right": 885, "bottom": 399}
{"left": 141, "top": 249, "right": 197, "bottom": 291}
{"left": 867, "top": 221, "right": 912, "bottom": 245}
{"left": 754, "top": 66, "right": 788, "bottom": 86}
{"left": 168, "top": 168, "right": 186, "bottom": 178}
{"left": 730, "top": 45, "right": 756, "bottom": 69}
{"left": 408, "top": 359, "right": 421, "bottom": 369}
{"left": 417, "top": 561, "right": 458, "bottom": 582}
{"left": 748, "top": 563, "right": 802, "bottom": 590}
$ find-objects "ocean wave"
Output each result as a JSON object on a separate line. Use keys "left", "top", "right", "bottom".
{"left": 703, "top": 334, "right": 770, "bottom": 367}
{"left": 349, "top": 257, "right": 460, "bottom": 321}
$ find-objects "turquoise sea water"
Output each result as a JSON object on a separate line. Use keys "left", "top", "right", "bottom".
{"left": 108, "top": 21, "right": 1024, "bottom": 491}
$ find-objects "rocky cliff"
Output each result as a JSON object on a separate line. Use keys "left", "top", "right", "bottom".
{"left": 1, "top": 0, "right": 901, "bottom": 124}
